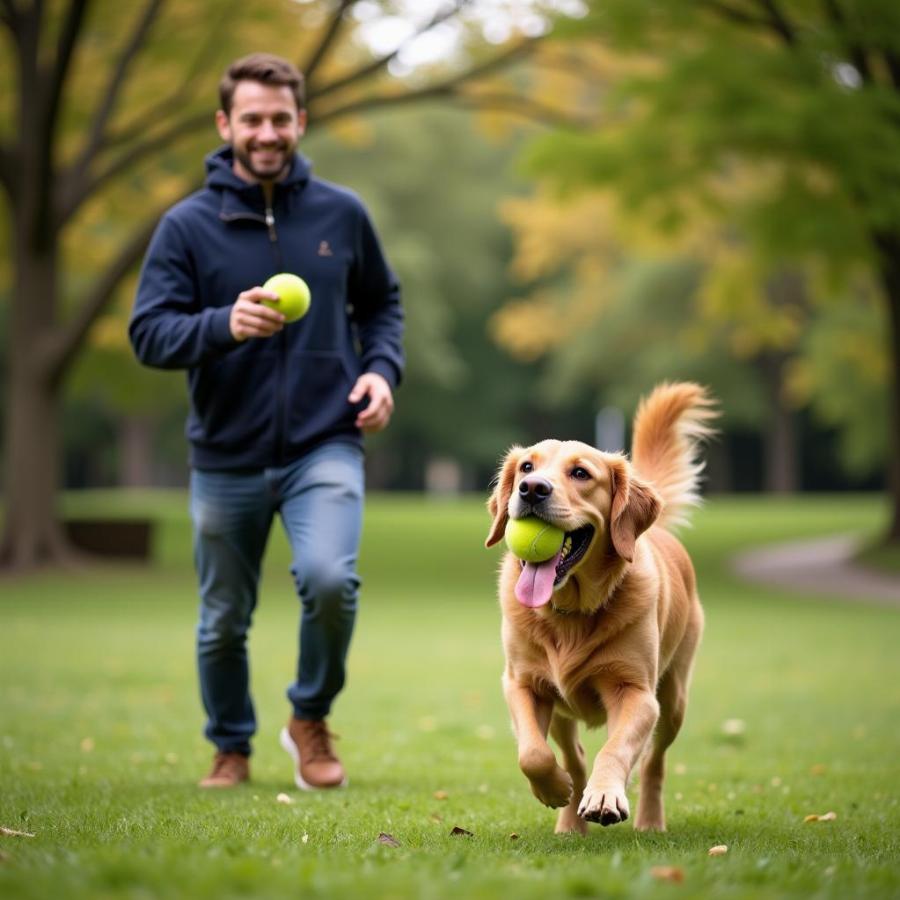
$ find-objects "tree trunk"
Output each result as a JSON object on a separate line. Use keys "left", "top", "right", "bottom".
{"left": 118, "top": 415, "right": 156, "bottom": 487}
{"left": 0, "top": 238, "right": 74, "bottom": 569}
{"left": 0, "top": 357, "right": 70, "bottom": 568}
{"left": 759, "top": 352, "right": 798, "bottom": 493}
{"left": 875, "top": 235, "right": 900, "bottom": 544}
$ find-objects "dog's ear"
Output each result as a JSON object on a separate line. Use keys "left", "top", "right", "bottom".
{"left": 609, "top": 460, "right": 663, "bottom": 563}
{"left": 485, "top": 446, "right": 523, "bottom": 548}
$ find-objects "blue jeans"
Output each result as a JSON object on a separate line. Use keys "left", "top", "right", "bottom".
{"left": 189, "top": 441, "right": 364, "bottom": 755}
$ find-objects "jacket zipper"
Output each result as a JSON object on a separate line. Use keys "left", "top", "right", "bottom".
{"left": 220, "top": 201, "right": 288, "bottom": 466}
{"left": 265, "top": 202, "right": 289, "bottom": 467}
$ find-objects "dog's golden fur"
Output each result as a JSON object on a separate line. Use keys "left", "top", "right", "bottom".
{"left": 485, "top": 382, "right": 716, "bottom": 834}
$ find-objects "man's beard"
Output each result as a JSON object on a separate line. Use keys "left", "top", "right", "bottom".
{"left": 233, "top": 144, "right": 293, "bottom": 182}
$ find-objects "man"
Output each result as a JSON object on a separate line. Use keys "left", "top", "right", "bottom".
{"left": 129, "top": 53, "right": 403, "bottom": 790}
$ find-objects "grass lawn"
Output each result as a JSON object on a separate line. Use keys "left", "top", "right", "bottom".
{"left": 1, "top": 492, "right": 898, "bottom": 899}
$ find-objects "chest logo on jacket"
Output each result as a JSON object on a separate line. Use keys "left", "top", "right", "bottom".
{"left": 317, "top": 240, "right": 333, "bottom": 257}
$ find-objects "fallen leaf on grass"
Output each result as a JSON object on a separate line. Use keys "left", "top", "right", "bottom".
{"left": 804, "top": 811, "right": 837, "bottom": 823}
{"left": 450, "top": 826, "right": 474, "bottom": 837}
{"left": 810, "top": 763, "right": 828, "bottom": 776}
{"left": 708, "top": 845, "right": 728, "bottom": 856}
{"left": 509, "top": 833, "right": 520, "bottom": 840}
{"left": 650, "top": 866, "right": 685, "bottom": 883}
{"left": 377, "top": 832, "right": 400, "bottom": 847}
{"left": 429, "top": 813, "right": 443, "bottom": 824}
{"left": 275, "top": 793, "right": 293, "bottom": 805}
{"left": 0, "top": 827, "right": 35, "bottom": 838}
{"left": 80, "top": 737, "right": 94, "bottom": 753}
{"left": 433, "top": 790, "right": 449, "bottom": 800}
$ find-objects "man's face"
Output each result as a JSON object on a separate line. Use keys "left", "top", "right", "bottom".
{"left": 216, "top": 80, "right": 306, "bottom": 184}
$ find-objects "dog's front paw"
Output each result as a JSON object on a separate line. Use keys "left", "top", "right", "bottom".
{"left": 519, "top": 747, "right": 573, "bottom": 809}
{"left": 578, "top": 783, "right": 630, "bottom": 826}
{"left": 529, "top": 767, "right": 574, "bottom": 809}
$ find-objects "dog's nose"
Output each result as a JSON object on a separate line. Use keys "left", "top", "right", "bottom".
{"left": 518, "top": 476, "right": 553, "bottom": 505}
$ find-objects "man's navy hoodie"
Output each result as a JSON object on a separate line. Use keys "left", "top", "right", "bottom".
{"left": 129, "top": 147, "right": 404, "bottom": 470}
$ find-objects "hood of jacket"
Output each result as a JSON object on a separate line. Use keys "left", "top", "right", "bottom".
{"left": 204, "top": 146, "right": 313, "bottom": 213}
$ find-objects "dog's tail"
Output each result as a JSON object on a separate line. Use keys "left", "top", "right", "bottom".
{"left": 630, "top": 382, "right": 718, "bottom": 530}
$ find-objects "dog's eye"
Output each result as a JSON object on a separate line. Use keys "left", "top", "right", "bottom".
{"left": 571, "top": 466, "right": 591, "bottom": 481}
{"left": 520, "top": 461, "right": 534, "bottom": 473}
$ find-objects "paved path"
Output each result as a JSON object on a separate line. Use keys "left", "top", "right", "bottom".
{"left": 732, "top": 534, "right": 900, "bottom": 607}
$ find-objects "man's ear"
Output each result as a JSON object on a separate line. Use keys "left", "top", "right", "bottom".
{"left": 485, "top": 446, "right": 523, "bottom": 548}
{"left": 609, "top": 461, "right": 662, "bottom": 563}
{"left": 215, "top": 109, "right": 231, "bottom": 143}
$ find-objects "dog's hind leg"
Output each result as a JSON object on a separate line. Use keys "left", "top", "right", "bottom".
{"left": 632, "top": 671, "right": 680, "bottom": 831}
{"left": 634, "top": 610, "right": 702, "bottom": 832}
{"left": 550, "top": 712, "right": 588, "bottom": 835}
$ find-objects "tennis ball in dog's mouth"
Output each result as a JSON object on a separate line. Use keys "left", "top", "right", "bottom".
{"left": 262, "top": 273, "right": 311, "bottom": 322}
{"left": 505, "top": 516, "right": 565, "bottom": 563}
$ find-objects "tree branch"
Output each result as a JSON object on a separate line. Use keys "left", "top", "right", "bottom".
{"left": 309, "top": 0, "right": 473, "bottom": 101}
{"left": 0, "top": 141, "right": 13, "bottom": 195}
{"left": 820, "top": 0, "right": 873, "bottom": 83}
{"left": 43, "top": 0, "right": 89, "bottom": 148}
{"left": 73, "top": 0, "right": 166, "bottom": 179}
{"left": 88, "top": 0, "right": 239, "bottom": 158}
{"left": 310, "top": 38, "right": 541, "bottom": 124}
{"left": 752, "top": 0, "right": 797, "bottom": 45}
{"left": 311, "top": 43, "right": 583, "bottom": 133}
{"left": 302, "top": 0, "right": 355, "bottom": 82}
{"left": 0, "top": 1, "right": 17, "bottom": 32}
{"left": 0, "top": 0, "right": 23, "bottom": 34}
{"left": 700, "top": 0, "right": 772, "bottom": 30}
{"left": 58, "top": 110, "right": 211, "bottom": 225}
{"left": 885, "top": 50, "right": 900, "bottom": 90}
{"left": 313, "top": 84, "right": 590, "bottom": 131}
{"left": 453, "top": 91, "right": 597, "bottom": 129}
{"left": 47, "top": 194, "right": 198, "bottom": 386}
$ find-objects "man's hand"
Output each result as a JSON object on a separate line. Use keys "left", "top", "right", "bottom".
{"left": 348, "top": 372, "right": 394, "bottom": 434}
{"left": 229, "top": 287, "right": 286, "bottom": 341}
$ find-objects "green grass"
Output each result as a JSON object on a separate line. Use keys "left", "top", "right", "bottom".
{"left": 1, "top": 492, "right": 898, "bottom": 899}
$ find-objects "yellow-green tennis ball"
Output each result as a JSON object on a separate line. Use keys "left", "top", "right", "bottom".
{"left": 505, "top": 517, "right": 565, "bottom": 563}
{"left": 262, "top": 273, "right": 311, "bottom": 322}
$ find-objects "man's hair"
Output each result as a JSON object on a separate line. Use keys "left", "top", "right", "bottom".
{"left": 219, "top": 53, "right": 306, "bottom": 115}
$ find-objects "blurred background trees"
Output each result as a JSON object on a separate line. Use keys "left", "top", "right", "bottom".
{"left": 1, "top": 0, "right": 896, "bottom": 569}
{"left": 501, "top": 1, "right": 899, "bottom": 535}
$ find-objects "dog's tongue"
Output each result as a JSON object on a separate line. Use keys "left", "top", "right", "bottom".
{"left": 515, "top": 551, "right": 562, "bottom": 608}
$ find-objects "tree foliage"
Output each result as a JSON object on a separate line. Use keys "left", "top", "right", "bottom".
{"left": 504, "top": 0, "right": 900, "bottom": 531}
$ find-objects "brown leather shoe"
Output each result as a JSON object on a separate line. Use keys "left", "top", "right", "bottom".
{"left": 279, "top": 718, "right": 347, "bottom": 790}
{"left": 198, "top": 751, "right": 249, "bottom": 788}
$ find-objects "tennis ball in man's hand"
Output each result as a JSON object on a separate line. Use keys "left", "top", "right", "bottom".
{"left": 262, "top": 273, "right": 311, "bottom": 322}
{"left": 505, "top": 517, "right": 565, "bottom": 563}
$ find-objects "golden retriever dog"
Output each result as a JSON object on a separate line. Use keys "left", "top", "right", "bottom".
{"left": 485, "top": 382, "right": 716, "bottom": 834}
